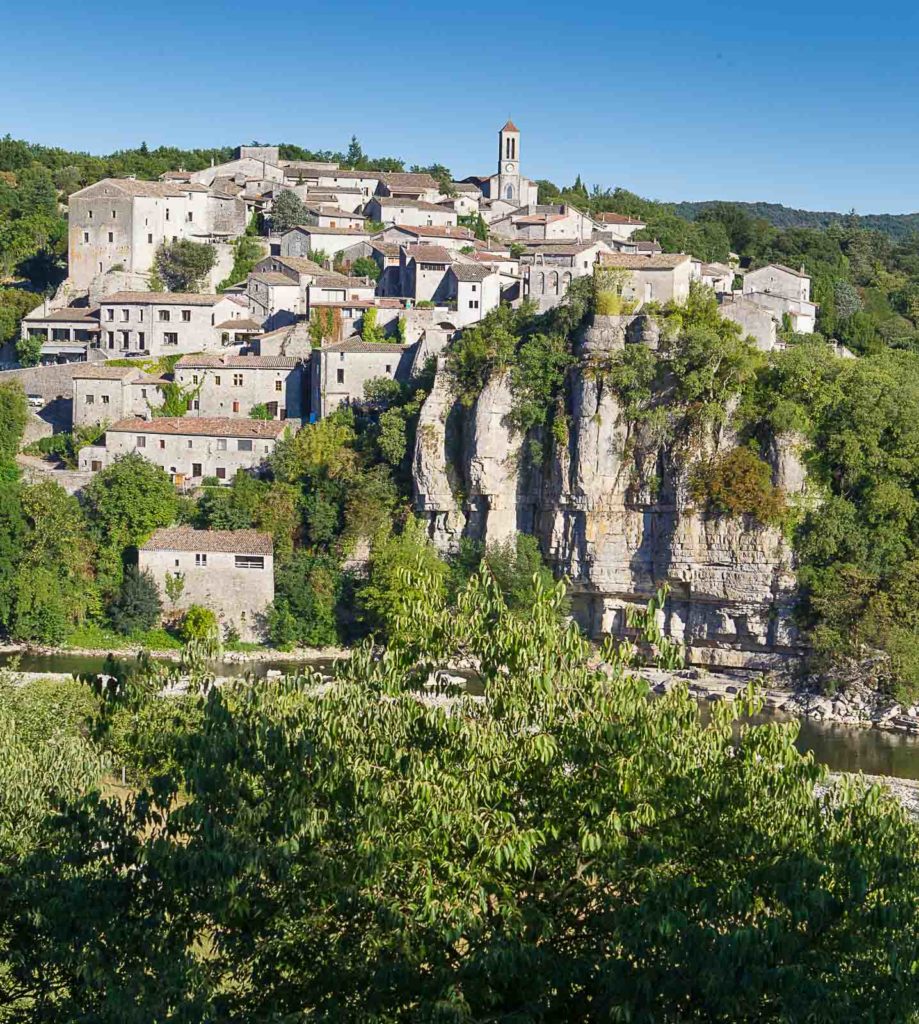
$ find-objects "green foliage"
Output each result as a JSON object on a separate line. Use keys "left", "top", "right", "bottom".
{"left": 268, "top": 551, "right": 342, "bottom": 648}
{"left": 308, "top": 306, "right": 339, "bottom": 348}
{"left": 507, "top": 331, "right": 574, "bottom": 435}
{"left": 149, "top": 379, "right": 195, "bottom": 417}
{"left": 180, "top": 604, "right": 219, "bottom": 645}
{"left": 82, "top": 453, "right": 177, "bottom": 591}
{"left": 14, "top": 332, "right": 41, "bottom": 367}
{"left": 0, "top": 381, "right": 28, "bottom": 464}
{"left": 217, "top": 234, "right": 263, "bottom": 291}
{"left": 444, "top": 303, "right": 521, "bottom": 407}
{"left": 690, "top": 446, "right": 786, "bottom": 525}
{"left": 0, "top": 288, "right": 41, "bottom": 345}
{"left": 24, "top": 424, "right": 107, "bottom": 470}
{"left": 154, "top": 238, "right": 216, "bottom": 292}
{"left": 360, "top": 305, "right": 385, "bottom": 343}
{"left": 107, "top": 565, "right": 162, "bottom": 636}
{"left": 249, "top": 402, "right": 271, "bottom": 420}
{"left": 4, "top": 570, "right": 918, "bottom": 1019}
{"left": 270, "top": 189, "right": 306, "bottom": 233}
{"left": 458, "top": 212, "right": 489, "bottom": 241}
{"left": 350, "top": 255, "right": 380, "bottom": 281}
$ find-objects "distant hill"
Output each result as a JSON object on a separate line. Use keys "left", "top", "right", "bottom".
{"left": 673, "top": 200, "right": 919, "bottom": 240}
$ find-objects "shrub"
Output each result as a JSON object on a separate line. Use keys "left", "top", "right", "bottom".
{"left": 108, "top": 565, "right": 162, "bottom": 636}
{"left": 181, "top": 605, "right": 219, "bottom": 644}
{"left": 690, "top": 447, "right": 786, "bottom": 525}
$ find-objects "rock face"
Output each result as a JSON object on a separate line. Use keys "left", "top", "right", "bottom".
{"left": 413, "top": 319, "right": 808, "bottom": 669}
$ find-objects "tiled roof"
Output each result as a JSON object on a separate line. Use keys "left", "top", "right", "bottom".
{"left": 452, "top": 181, "right": 482, "bottom": 193}
{"left": 269, "top": 255, "right": 326, "bottom": 274}
{"left": 176, "top": 354, "right": 298, "bottom": 369}
{"left": 501, "top": 119, "right": 519, "bottom": 132}
{"left": 23, "top": 307, "right": 99, "bottom": 324}
{"left": 521, "top": 240, "right": 597, "bottom": 255}
{"left": 450, "top": 263, "right": 493, "bottom": 282}
{"left": 73, "top": 178, "right": 189, "bottom": 199}
{"left": 109, "top": 416, "right": 290, "bottom": 438}
{"left": 373, "top": 197, "right": 445, "bottom": 213}
{"left": 371, "top": 242, "right": 401, "bottom": 257}
{"left": 596, "top": 212, "right": 646, "bottom": 225}
{"left": 288, "top": 224, "right": 369, "bottom": 236}
{"left": 322, "top": 340, "right": 407, "bottom": 354}
{"left": 71, "top": 365, "right": 141, "bottom": 380}
{"left": 140, "top": 527, "right": 273, "bottom": 555}
{"left": 598, "top": 252, "right": 691, "bottom": 270}
{"left": 213, "top": 318, "right": 263, "bottom": 331}
{"left": 392, "top": 224, "right": 474, "bottom": 240}
{"left": 100, "top": 291, "right": 224, "bottom": 306}
{"left": 378, "top": 171, "right": 439, "bottom": 191}
{"left": 311, "top": 275, "right": 373, "bottom": 288}
{"left": 250, "top": 272, "right": 299, "bottom": 286}
{"left": 404, "top": 244, "right": 452, "bottom": 264}
{"left": 754, "top": 263, "right": 810, "bottom": 280}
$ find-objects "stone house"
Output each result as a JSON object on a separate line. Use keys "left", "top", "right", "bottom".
{"left": 490, "top": 203, "right": 594, "bottom": 243}
{"left": 174, "top": 353, "right": 305, "bottom": 421}
{"left": 301, "top": 204, "right": 366, "bottom": 229}
{"left": 138, "top": 527, "right": 274, "bottom": 642}
{"left": 700, "top": 262, "right": 734, "bottom": 294}
{"left": 596, "top": 252, "right": 694, "bottom": 304}
{"left": 374, "top": 171, "right": 441, "bottom": 202}
{"left": 307, "top": 276, "right": 376, "bottom": 307}
{"left": 311, "top": 340, "right": 415, "bottom": 419}
{"left": 78, "top": 416, "right": 291, "bottom": 483}
{"left": 521, "top": 240, "right": 613, "bottom": 309}
{"left": 718, "top": 295, "right": 778, "bottom": 351}
{"left": 71, "top": 364, "right": 162, "bottom": 428}
{"left": 400, "top": 245, "right": 454, "bottom": 303}
{"left": 742, "top": 263, "right": 817, "bottom": 333}
{"left": 247, "top": 272, "right": 301, "bottom": 328}
{"left": 279, "top": 224, "right": 371, "bottom": 259}
{"left": 67, "top": 178, "right": 247, "bottom": 289}
{"left": 315, "top": 169, "right": 381, "bottom": 200}
{"left": 96, "top": 291, "right": 245, "bottom": 358}
{"left": 377, "top": 223, "right": 476, "bottom": 252}
{"left": 593, "top": 211, "right": 646, "bottom": 242}
{"left": 302, "top": 185, "right": 367, "bottom": 213}
{"left": 447, "top": 264, "right": 501, "bottom": 327}
{"left": 365, "top": 197, "right": 457, "bottom": 228}
{"left": 20, "top": 306, "right": 101, "bottom": 362}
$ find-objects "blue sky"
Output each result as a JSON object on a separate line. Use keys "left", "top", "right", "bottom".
{"left": 2, "top": 0, "right": 919, "bottom": 213}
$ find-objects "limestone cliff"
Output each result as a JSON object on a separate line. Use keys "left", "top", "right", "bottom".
{"left": 413, "top": 314, "right": 809, "bottom": 670}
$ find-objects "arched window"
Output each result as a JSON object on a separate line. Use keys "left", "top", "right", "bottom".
{"left": 505, "top": 184, "right": 514, "bottom": 200}
{"left": 562, "top": 272, "right": 572, "bottom": 290}
{"left": 549, "top": 271, "right": 559, "bottom": 294}
{"left": 536, "top": 272, "right": 545, "bottom": 295}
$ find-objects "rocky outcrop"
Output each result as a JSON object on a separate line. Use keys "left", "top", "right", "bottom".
{"left": 413, "top": 318, "right": 809, "bottom": 668}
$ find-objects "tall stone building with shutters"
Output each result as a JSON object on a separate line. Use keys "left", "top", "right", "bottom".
{"left": 460, "top": 121, "right": 540, "bottom": 207}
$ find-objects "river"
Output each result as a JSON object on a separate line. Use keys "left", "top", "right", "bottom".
{"left": 3, "top": 650, "right": 919, "bottom": 782}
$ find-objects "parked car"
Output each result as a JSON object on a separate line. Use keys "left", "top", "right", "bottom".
{"left": 27, "top": 393, "right": 43, "bottom": 408}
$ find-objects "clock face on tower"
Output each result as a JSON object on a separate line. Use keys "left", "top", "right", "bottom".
{"left": 505, "top": 162, "right": 514, "bottom": 172}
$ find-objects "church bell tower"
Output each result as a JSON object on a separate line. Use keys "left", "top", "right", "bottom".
{"left": 497, "top": 120, "right": 521, "bottom": 203}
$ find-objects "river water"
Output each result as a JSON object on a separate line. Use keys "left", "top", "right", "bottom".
{"left": 4, "top": 651, "right": 919, "bottom": 781}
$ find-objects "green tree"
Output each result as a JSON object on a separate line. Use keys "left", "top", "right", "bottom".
{"left": 270, "top": 189, "right": 306, "bottom": 234}
{"left": 107, "top": 565, "right": 162, "bottom": 635}
{"left": 350, "top": 255, "right": 380, "bottom": 281}
{"left": 360, "top": 306, "right": 385, "bottom": 343}
{"left": 181, "top": 604, "right": 219, "bottom": 644}
{"left": 0, "top": 289, "right": 41, "bottom": 345}
{"left": 5, "top": 569, "right": 918, "bottom": 1019}
{"left": 217, "top": 235, "right": 263, "bottom": 290}
{"left": 154, "top": 239, "right": 216, "bottom": 292}
{"left": 83, "top": 454, "right": 177, "bottom": 590}
{"left": 0, "top": 382, "right": 28, "bottom": 464}
{"left": 14, "top": 334, "right": 42, "bottom": 367}
{"left": 268, "top": 551, "right": 341, "bottom": 648}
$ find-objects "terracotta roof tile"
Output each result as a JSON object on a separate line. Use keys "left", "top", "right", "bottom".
{"left": 140, "top": 527, "right": 273, "bottom": 555}
{"left": 109, "top": 416, "right": 290, "bottom": 438}
{"left": 101, "top": 291, "right": 224, "bottom": 306}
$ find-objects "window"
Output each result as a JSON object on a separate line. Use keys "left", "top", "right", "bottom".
{"left": 141, "top": 388, "right": 147, "bottom": 398}
{"left": 108, "top": 232, "right": 114, "bottom": 243}
{"left": 165, "top": 208, "right": 170, "bottom": 221}
{"left": 232, "top": 374, "right": 243, "bottom": 386}
{"left": 111, "top": 210, "right": 116, "bottom": 219}
{"left": 163, "top": 332, "right": 178, "bottom": 346}
{"left": 217, "top": 438, "right": 227, "bottom": 450}
{"left": 216, "top": 467, "right": 226, "bottom": 480}
{"left": 192, "top": 463, "right": 202, "bottom": 476}
{"left": 237, "top": 439, "right": 253, "bottom": 452}
{"left": 336, "top": 368, "right": 345, "bottom": 384}
{"left": 468, "top": 300, "right": 479, "bottom": 309}
{"left": 106, "top": 308, "right": 114, "bottom": 321}
{"left": 231, "top": 401, "right": 239, "bottom": 413}
{"left": 85, "top": 394, "right": 94, "bottom": 405}
{"left": 147, "top": 233, "right": 153, "bottom": 244}
{"left": 107, "top": 332, "right": 115, "bottom": 349}
{"left": 101, "top": 394, "right": 109, "bottom": 405}
{"left": 158, "top": 439, "right": 166, "bottom": 449}
{"left": 234, "top": 555, "right": 265, "bottom": 570}
{"left": 88, "top": 210, "right": 93, "bottom": 220}
{"left": 385, "top": 364, "right": 392, "bottom": 373}
{"left": 119, "top": 331, "right": 130, "bottom": 347}
{"left": 138, "top": 332, "right": 145, "bottom": 348}
{"left": 192, "top": 374, "right": 199, "bottom": 385}
{"left": 181, "top": 310, "right": 191, "bottom": 322}
{"left": 187, "top": 211, "right": 193, "bottom": 222}
{"left": 121, "top": 308, "right": 129, "bottom": 321}
{"left": 83, "top": 231, "right": 89, "bottom": 243}
{"left": 192, "top": 400, "right": 199, "bottom": 411}
{"left": 274, "top": 380, "right": 282, "bottom": 392}
{"left": 158, "top": 310, "right": 170, "bottom": 322}
{"left": 471, "top": 284, "right": 477, "bottom": 292}
{"left": 186, "top": 439, "right": 193, "bottom": 449}
{"left": 215, "top": 375, "right": 221, "bottom": 386}
{"left": 139, "top": 309, "right": 144, "bottom": 321}
{"left": 195, "top": 553, "right": 207, "bottom": 567}
{"left": 135, "top": 436, "right": 146, "bottom": 448}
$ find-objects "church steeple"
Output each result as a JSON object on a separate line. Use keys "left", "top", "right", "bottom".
{"left": 498, "top": 120, "right": 520, "bottom": 175}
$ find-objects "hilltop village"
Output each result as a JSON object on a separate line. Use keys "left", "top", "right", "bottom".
{"left": 0, "top": 122, "right": 831, "bottom": 649}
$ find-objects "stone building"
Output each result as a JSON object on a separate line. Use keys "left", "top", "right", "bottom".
{"left": 138, "top": 527, "right": 274, "bottom": 642}
{"left": 376, "top": 223, "right": 476, "bottom": 251}
{"left": 520, "top": 239, "right": 613, "bottom": 310}
{"left": 742, "top": 263, "right": 817, "bottom": 333}
{"left": 71, "top": 365, "right": 162, "bottom": 428}
{"left": 365, "top": 197, "right": 457, "bottom": 228}
{"left": 174, "top": 353, "right": 305, "bottom": 421}
{"left": 20, "top": 306, "right": 101, "bottom": 362}
{"left": 596, "top": 252, "right": 694, "bottom": 304}
{"left": 279, "top": 224, "right": 371, "bottom": 259}
{"left": 718, "top": 295, "right": 778, "bottom": 351}
{"left": 461, "top": 121, "right": 539, "bottom": 207}
{"left": 311, "top": 340, "right": 415, "bottom": 419}
{"left": 399, "top": 245, "right": 454, "bottom": 303}
{"left": 593, "top": 211, "right": 646, "bottom": 242}
{"left": 374, "top": 172, "right": 441, "bottom": 202}
{"left": 489, "top": 203, "right": 594, "bottom": 242}
{"left": 67, "top": 178, "right": 247, "bottom": 289}
{"left": 447, "top": 264, "right": 501, "bottom": 327}
{"left": 96, "top": 291, "right": 247, "bottom": 357}
{"left": 78, "top": 416, "right": 291, "bottom": 483}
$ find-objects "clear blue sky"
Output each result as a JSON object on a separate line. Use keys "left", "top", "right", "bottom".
{"left": 2, "top": 0, "right": 918, "bottom": 213}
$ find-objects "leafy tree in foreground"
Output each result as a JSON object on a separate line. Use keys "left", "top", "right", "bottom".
{"left": 2, "top": 565, "right": 917, "bottom": 1020}
{"left": 107, "top": 565, "right": 162, "bottom": 636}
{"left": 153, "top": 239, "right": 216, "bottom": 292}
{"left": 0, "top": 382, "right": 28, "bottom": 465}
{"left": 14, "top": 335, "right": 41, "bottom": 367}
{"left": 270, "top": 189, "right": 306, "bottom": 234}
